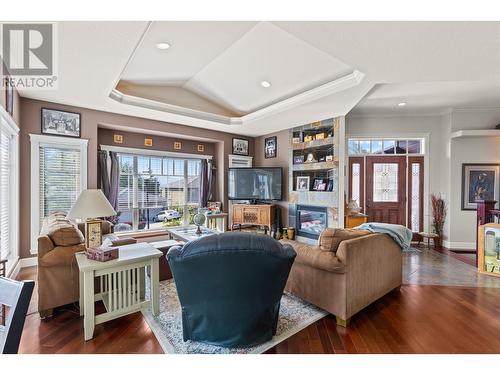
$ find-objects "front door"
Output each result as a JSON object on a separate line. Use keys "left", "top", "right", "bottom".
{"left": 365, "top": 156, "right": 406, "bottom": 225}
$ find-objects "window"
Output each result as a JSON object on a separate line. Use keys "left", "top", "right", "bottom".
{"left": 348, "top": 138, "right": 423, "bottom": 156}
{"left": 114, "top": 152, "right": 202, "bottom": 232}
{"left": 0, "top": 109, "right": 19, "bottom": 272}
{"left": 30, "top": 135, "right": 88, "bottom": 253}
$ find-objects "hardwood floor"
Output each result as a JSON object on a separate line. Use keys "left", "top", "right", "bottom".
{"left": 16, "top": 264, "right": 500, "bottom": 354}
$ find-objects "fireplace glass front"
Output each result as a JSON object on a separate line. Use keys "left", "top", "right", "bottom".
{"left": 296, "top": 205, "right": 328, "bottom": 239}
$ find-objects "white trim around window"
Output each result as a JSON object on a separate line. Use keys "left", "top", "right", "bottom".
{"left": 30, "top": 134, "right": 88, "bottom": 254}
{"left": 0, "top": 107, "right": 20, "bottom": 276}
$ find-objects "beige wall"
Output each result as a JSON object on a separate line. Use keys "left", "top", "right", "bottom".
{"left": 254, "top": 129, "right": 290, "bottom": 226}
{"left": 19, "top": 97, "right": 254, "bottom": 259}
{"left": 447, "top": 110, "right": 500, "bottom": 248}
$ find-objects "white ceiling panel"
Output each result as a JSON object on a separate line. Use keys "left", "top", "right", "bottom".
{"left": 185, "top": 22, "right": 353, "bottom": 113}
{"left": 121, "top": 21, "right": 257, "bottom": 83}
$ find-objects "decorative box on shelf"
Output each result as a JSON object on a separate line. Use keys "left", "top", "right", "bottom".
{"left": 86, "top": 246, "right": 119, "bottom": 262}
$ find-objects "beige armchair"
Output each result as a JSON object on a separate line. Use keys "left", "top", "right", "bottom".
{"left": 37, "top": 212, "right": 136, "bottom": 318}
{"left": 282, "top": 228, "right": 402, "bottom": 326}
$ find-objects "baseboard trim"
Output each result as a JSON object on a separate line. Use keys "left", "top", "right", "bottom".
{"left": 443, "top": 241, "right": 476, "bottom": 250}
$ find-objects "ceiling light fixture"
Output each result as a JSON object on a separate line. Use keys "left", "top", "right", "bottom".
{"left": 398, "top": 102, "right": 407, "bottom": 107}
{"left": 261, "top": 81, "right": 271, "bottom": 88}
{"left": 156, "top": 42, "right": 171, "bottom": 50}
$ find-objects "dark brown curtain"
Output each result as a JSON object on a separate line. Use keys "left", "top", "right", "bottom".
{"left": 98, "top": 150, "right": 119, "bottom": 210}
{"left": 207, "top": 159, "right": 215, "bottom": 201}
{"left": 199, "top": 159, "right": 209, "bottom": 208}
{"left": 98, "top": 150, "right": 110, "bottom": 198}
{"left": 108, "top": 151, "right": 119, "bottom": 210}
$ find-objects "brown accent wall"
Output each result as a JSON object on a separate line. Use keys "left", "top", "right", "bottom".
{"left": 98, "top": 128, "right": 216, "bottom": 156}
{"left": 19, "top": 97, "right": 253, "bottom": 259}
{"left": 253, "top": 129, "right": 289, "bottom": 226}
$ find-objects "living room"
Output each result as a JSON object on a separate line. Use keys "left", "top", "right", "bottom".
{"left": 2, "top": 2, "right": 500, "bottom": 372}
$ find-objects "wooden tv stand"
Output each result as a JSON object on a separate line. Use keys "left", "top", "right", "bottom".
{"left": 231, "top": 204, "right": 275, "bottom": 234}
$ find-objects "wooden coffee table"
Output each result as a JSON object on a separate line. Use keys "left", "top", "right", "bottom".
{"left": 75, "top": 242, "right": 162, "bottom": 341}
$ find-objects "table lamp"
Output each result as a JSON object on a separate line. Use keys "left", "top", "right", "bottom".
{"left": 67, "top": 189, "right": 117, "bottom": 248}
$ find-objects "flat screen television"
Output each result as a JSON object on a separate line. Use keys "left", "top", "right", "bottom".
{"left": 228, "top": 167, "right": 282, "bottom": 201}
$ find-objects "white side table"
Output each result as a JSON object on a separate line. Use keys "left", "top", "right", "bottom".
{"left": 204, "top": 212, "right": 228, "bottom": 232}
{"left": 75, "top": 242, "right": 162, "bottom": 341}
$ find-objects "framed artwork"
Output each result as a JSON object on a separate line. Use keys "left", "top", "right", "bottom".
{"left": 41, "top": 108, "right": 81, "bottom": 138}
{"left": 293, "top": 155, "right": 304, "bottom": 164}
{"left": 232, "top": 138, "right": 249, "bottom": 156}
{"left": 113, "top": 134, "right": 123, "bottom": 144}
{"left": 85, "top": 220, "right": 103, "bottom": 248}
{"left": 312, "top": 178, "right": 327, "bottom": 191}
{"left": 264, "top": 136, "right": 277, "bottom": 159}
{"left": 174, "top": 141, "right": 182, "bottom": 150}
{"left": 197, "top": 144, "right": 205, "bottom": 152}
{"left": 461, "top": 164, "right": 500, "bottom": 210}
{"left": 4, "top": 77, "right": 13, "bottom": 117}
{"left": 144, "top": 138, "right": 153, "bottom": 147}
{"left": 296, "top": 176, "right": 310, "bottom": 191}
{"left": 478, "top": 223, "right": 500, "bottom": 277}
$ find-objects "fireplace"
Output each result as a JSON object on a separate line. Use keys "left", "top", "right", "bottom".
{"left": 296, "top": 205, "right": 328, "bottom": 240}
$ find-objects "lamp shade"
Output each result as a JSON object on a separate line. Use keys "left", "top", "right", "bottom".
{"left": 67, "top": 189, "right": 117, "bottom": 220}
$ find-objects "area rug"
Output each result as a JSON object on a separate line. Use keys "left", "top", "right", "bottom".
{"left": 142, "top": 279, "right": 327, "bottom": 354}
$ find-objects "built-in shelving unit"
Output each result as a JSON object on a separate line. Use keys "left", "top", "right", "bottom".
{"left": 288, "top": 117, "right": 342, "bottom": 236}
{"left": 451, "top": 129, "right": 500, "bottom": 139}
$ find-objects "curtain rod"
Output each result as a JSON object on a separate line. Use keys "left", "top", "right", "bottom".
{"left": 100, "top": 144, "right": 213, "bottom": 160}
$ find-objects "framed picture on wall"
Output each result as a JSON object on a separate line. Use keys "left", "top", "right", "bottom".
{"left": 461, "top": 163, "right": 500, "bottom": 210}
{"left": 41, "top": 108, "right": 81, "bottom": 138}
{"left": 232, "top": 138, "right": 249, "bottom": 156}
{"left": 264, "top": 136, "right": 277, "bottom": 158}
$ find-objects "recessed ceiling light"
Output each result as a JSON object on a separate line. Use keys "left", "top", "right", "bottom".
{"left": 261, "top": 81, "right": 271, "bottom": 88}
{"left": 156, "top": 42, "right": 171, "bottom": 50}
{"left": 398, "top": 102, "right": 407, "bottom": 107}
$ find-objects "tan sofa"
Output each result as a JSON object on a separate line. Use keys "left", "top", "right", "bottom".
{"left": 282, "top": 228, "right": 402, "bottom": 326}
{"left": 37, "top": 212, "right": 136, "bottom": 318}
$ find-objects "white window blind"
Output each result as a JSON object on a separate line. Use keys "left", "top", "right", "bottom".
{"left": 39, "top": 146, "right": 82, "bottom": 223}
{"left": 0, "top": 127, "right": 12, "bottom": 260}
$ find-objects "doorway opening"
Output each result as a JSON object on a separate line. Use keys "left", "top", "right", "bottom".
{"left": 347, "top": 138, "right": 425, "bottom": 233}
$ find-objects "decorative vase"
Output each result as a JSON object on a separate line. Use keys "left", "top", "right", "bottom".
{"left": 287, "top": 227, "right": 295, "bottom": 240}
{"left": 347, "top": 199, "right": 361, "bottom": 214}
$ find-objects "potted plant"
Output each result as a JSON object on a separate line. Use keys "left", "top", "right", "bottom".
{"left": 430, "top": 193, "right": 447, "bottom": 247}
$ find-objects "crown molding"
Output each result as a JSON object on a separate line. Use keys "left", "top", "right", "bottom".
{"left": 109, "top": 70, "right": 364, "bottom": 128}
{"left": 241, "top": 70, "right": 364, "bottom": 124}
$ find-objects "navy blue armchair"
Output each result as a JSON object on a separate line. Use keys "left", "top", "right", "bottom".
{"left": 167, "top": 232, "right": 296, "bottom": 348}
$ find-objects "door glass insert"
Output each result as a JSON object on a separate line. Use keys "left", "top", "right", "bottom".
{"left": 348, "top": 140, "right": 359, "bottom": 155}
{"left": 351, "top": 163, "right": 361, "bottom": 207}
{"left": 371, "top": 140, "right": 383, "bottom": 154}
{"left": 407, "top": 140, "right": 421, "bottom": 154}
{"left": 411, "top": 162, "right": 420, "bottom": 231}
{"left": 359, "top": 141, "right": 370, "bottom": 154}
{"left": 383, "top": 140, "right": 395, "bottom": 154}
{"left": 396, "top": 140, "right": 407, "bottom": 154}
{"left": 373, "top": 163, "right": 399, "bottom": 202}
